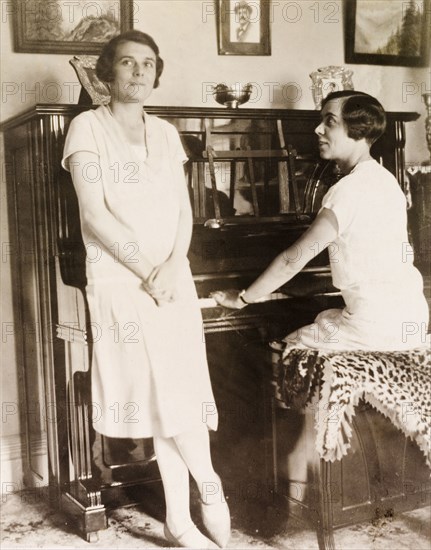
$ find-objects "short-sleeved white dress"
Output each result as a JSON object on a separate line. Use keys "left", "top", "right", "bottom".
{"left": 284, "top": 159, "right": 429, "bottom": 352}
{"left": 62, "top": 105, "right": 218, "bottom": 438}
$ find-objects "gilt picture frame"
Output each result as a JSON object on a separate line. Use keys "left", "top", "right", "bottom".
{"left": 344, "top": 0, "right": 431, "bottom": 67}
{"left": 13, "top": 0, "right": 134, "bottom": 54}
{"left": 217, "top": 0, "right": 271, "bottom": 56}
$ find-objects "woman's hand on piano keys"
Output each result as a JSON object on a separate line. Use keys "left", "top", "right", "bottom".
{"left": 210, "top": 290, "right": 247, "bottom": 309}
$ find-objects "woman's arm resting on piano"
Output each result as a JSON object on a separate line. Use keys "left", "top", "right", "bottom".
{"left": 212, "top": 208, "right": 338, "bottom": 309}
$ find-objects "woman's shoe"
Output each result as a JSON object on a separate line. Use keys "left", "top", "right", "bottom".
{"left": 163, "top": 522, "right": 217, "bottom": 549}
{"left": 200, "top": 498, "right": 231, "bottom": 548}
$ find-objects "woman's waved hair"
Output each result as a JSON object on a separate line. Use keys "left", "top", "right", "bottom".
{"left": 96, "top": 30, "right": 164, "bottom": 88}
{"left": 322, "top": 90, "right": 386, "bottom": 144}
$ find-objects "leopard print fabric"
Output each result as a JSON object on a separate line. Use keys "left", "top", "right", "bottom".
{"left": 275, "top": 346, "right": 431, "bottom": 468}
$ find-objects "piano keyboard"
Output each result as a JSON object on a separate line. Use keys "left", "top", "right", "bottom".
{"left": 198, "top": 289, "right": 341, "bottom": 309}
{"left": 198, "top": 292, "right": 289, "bottom": 308}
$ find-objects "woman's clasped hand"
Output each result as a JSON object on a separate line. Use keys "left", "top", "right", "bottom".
{"left": 144, "top": 255, "right": 185, "bottom": 305}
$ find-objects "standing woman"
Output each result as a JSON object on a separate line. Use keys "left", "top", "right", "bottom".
{"left": 213, "top": 91, "right": 429, "bottom": 352}
{"left": 62, "top": 31, "right": 230, "bottom": 549}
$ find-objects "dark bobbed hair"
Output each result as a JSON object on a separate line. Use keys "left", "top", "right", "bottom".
{"left": 96, "top": 30, "right": 164, "bottom": 88}
{"left": 322, "top": 90, "right": 386, "bottom": 144}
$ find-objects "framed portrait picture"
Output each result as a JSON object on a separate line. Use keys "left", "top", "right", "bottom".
{"left": 13, "top": 0, "right": 134, "bottom": 54}
{"left": 345, "top": 0, "right": 430, "bottom": 67}
{"left": 217, "top": 0, "right": 271, "bottom": 56}
{"left": 309, "top": 66, "right": 354, "bottom": 109}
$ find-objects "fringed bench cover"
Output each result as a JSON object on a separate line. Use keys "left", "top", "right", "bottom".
{"left": 274, "top": 346, "right": 431, "bottom": 468}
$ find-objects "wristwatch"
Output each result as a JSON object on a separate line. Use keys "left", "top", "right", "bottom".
{"left": 238, "top": 289, "right": 251, "bottom": 305}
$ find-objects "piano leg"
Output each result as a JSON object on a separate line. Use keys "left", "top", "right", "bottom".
{"left": 58, "top": 334, "right": 108, "bottom": 541}
{"left": 316, "top": 459, "right": 336, "bottom": 550}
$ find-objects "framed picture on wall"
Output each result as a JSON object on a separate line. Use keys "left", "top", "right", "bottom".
{"left": 13, "top": 0, "right": 134, "bottom": 54}
{"left": 344, "top": 0, "right": 430, "bottom": 67}
{"left": 217, "top": 0, "right": 271, "bottom": 55}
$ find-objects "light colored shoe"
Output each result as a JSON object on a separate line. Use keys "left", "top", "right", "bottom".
{"left": 164, "top": 522, "right": 218, "bottom": 549}
{"left": 200, "top": 498, "right": 231, "bottom": 548}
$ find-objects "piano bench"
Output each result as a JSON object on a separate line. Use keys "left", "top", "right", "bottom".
{"left": 266, "top": 344, "right": 431, "bottom": 550}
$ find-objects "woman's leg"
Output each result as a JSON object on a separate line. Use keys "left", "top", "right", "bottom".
{"left": 153, "top": 436, "right": 192, "bottom": 530}
{"left": 173, "top": 425, "right": 222, "bottom": 504}
{"left": 153, "top": 435, "right": 215, "bottom": 548}
{"left": 174, "top": 425, "right": 231, "bottom": 548}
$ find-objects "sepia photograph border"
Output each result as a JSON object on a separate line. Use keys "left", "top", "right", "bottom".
{"left": 13, "top": 0, "right": 134, "bottom": 54}
{"left": 344, "top": 0, "right": 431, "bottom": 67}
{"left": 217, "top": 0, "right": 271, "bottom": 56}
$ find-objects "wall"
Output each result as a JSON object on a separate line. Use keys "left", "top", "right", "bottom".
{"left": 1, "top": 1, "right": 430, "bottom": 157}
{"left": 1, "top": 0, "right": 430, "bottom": 488}
{"left": 145, "top": 0, "right": 430, "bottom": 164}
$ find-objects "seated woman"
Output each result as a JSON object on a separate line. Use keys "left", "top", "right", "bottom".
{"left": 213, "top": 91, "right": 429, "bottom": 351}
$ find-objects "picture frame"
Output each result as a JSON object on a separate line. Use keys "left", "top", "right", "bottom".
{"left": 217, "top": 0, "right": 271, "bottom": 56}
{"left": 13, "top": 0, "right": 134, "bottom": 54}
{"left": 344, "top": 0, "right": 430, "bottom": 67}
{"left": 309, "top": 66, "right": 354, "bottom": 110}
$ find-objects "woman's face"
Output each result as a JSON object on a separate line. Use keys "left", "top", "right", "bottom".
{"left": 110, "top": 40, "right": 157, "bottom": 104}
{"left": 315, "top": 98, "right": 359, "bottom": 164}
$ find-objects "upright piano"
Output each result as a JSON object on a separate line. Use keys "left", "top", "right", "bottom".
{"left": 2, "top": 104, "right": 420, "bottom": 541}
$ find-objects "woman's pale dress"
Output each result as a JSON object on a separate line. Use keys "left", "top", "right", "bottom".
{"left": 62, "top": 105, "right": 218, "bottom": 438}
{"left": 284, "top": 159, "right": 429, "bottom": 352}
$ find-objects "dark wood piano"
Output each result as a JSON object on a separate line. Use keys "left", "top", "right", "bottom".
{"left": 2, "top": 104, "right": 423, "bottom": 544}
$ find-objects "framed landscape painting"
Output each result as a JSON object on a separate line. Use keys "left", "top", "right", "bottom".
{"left": 345, "top": 0, "right": 430, "bottom": 67}
{"left": 13, "top": 0, "right": 134, "bottom": 54}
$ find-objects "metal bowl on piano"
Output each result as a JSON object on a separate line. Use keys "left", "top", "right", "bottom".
{"left": 213, "top": 83, "right": 253, "bottom": 108}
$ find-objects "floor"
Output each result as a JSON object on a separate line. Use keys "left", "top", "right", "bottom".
{"left": 1, "top": 396, "right": 431, "bottom": 550}
{"left": 1, "top": 487, "right": 430, "bottom": 549}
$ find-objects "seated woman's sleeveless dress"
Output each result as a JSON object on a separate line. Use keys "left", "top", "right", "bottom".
{"left": 62, "top": 106, "right": 218, "bottom": 438}
{"left": 284, "top": 159, "right": 429, "bottom": 352}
